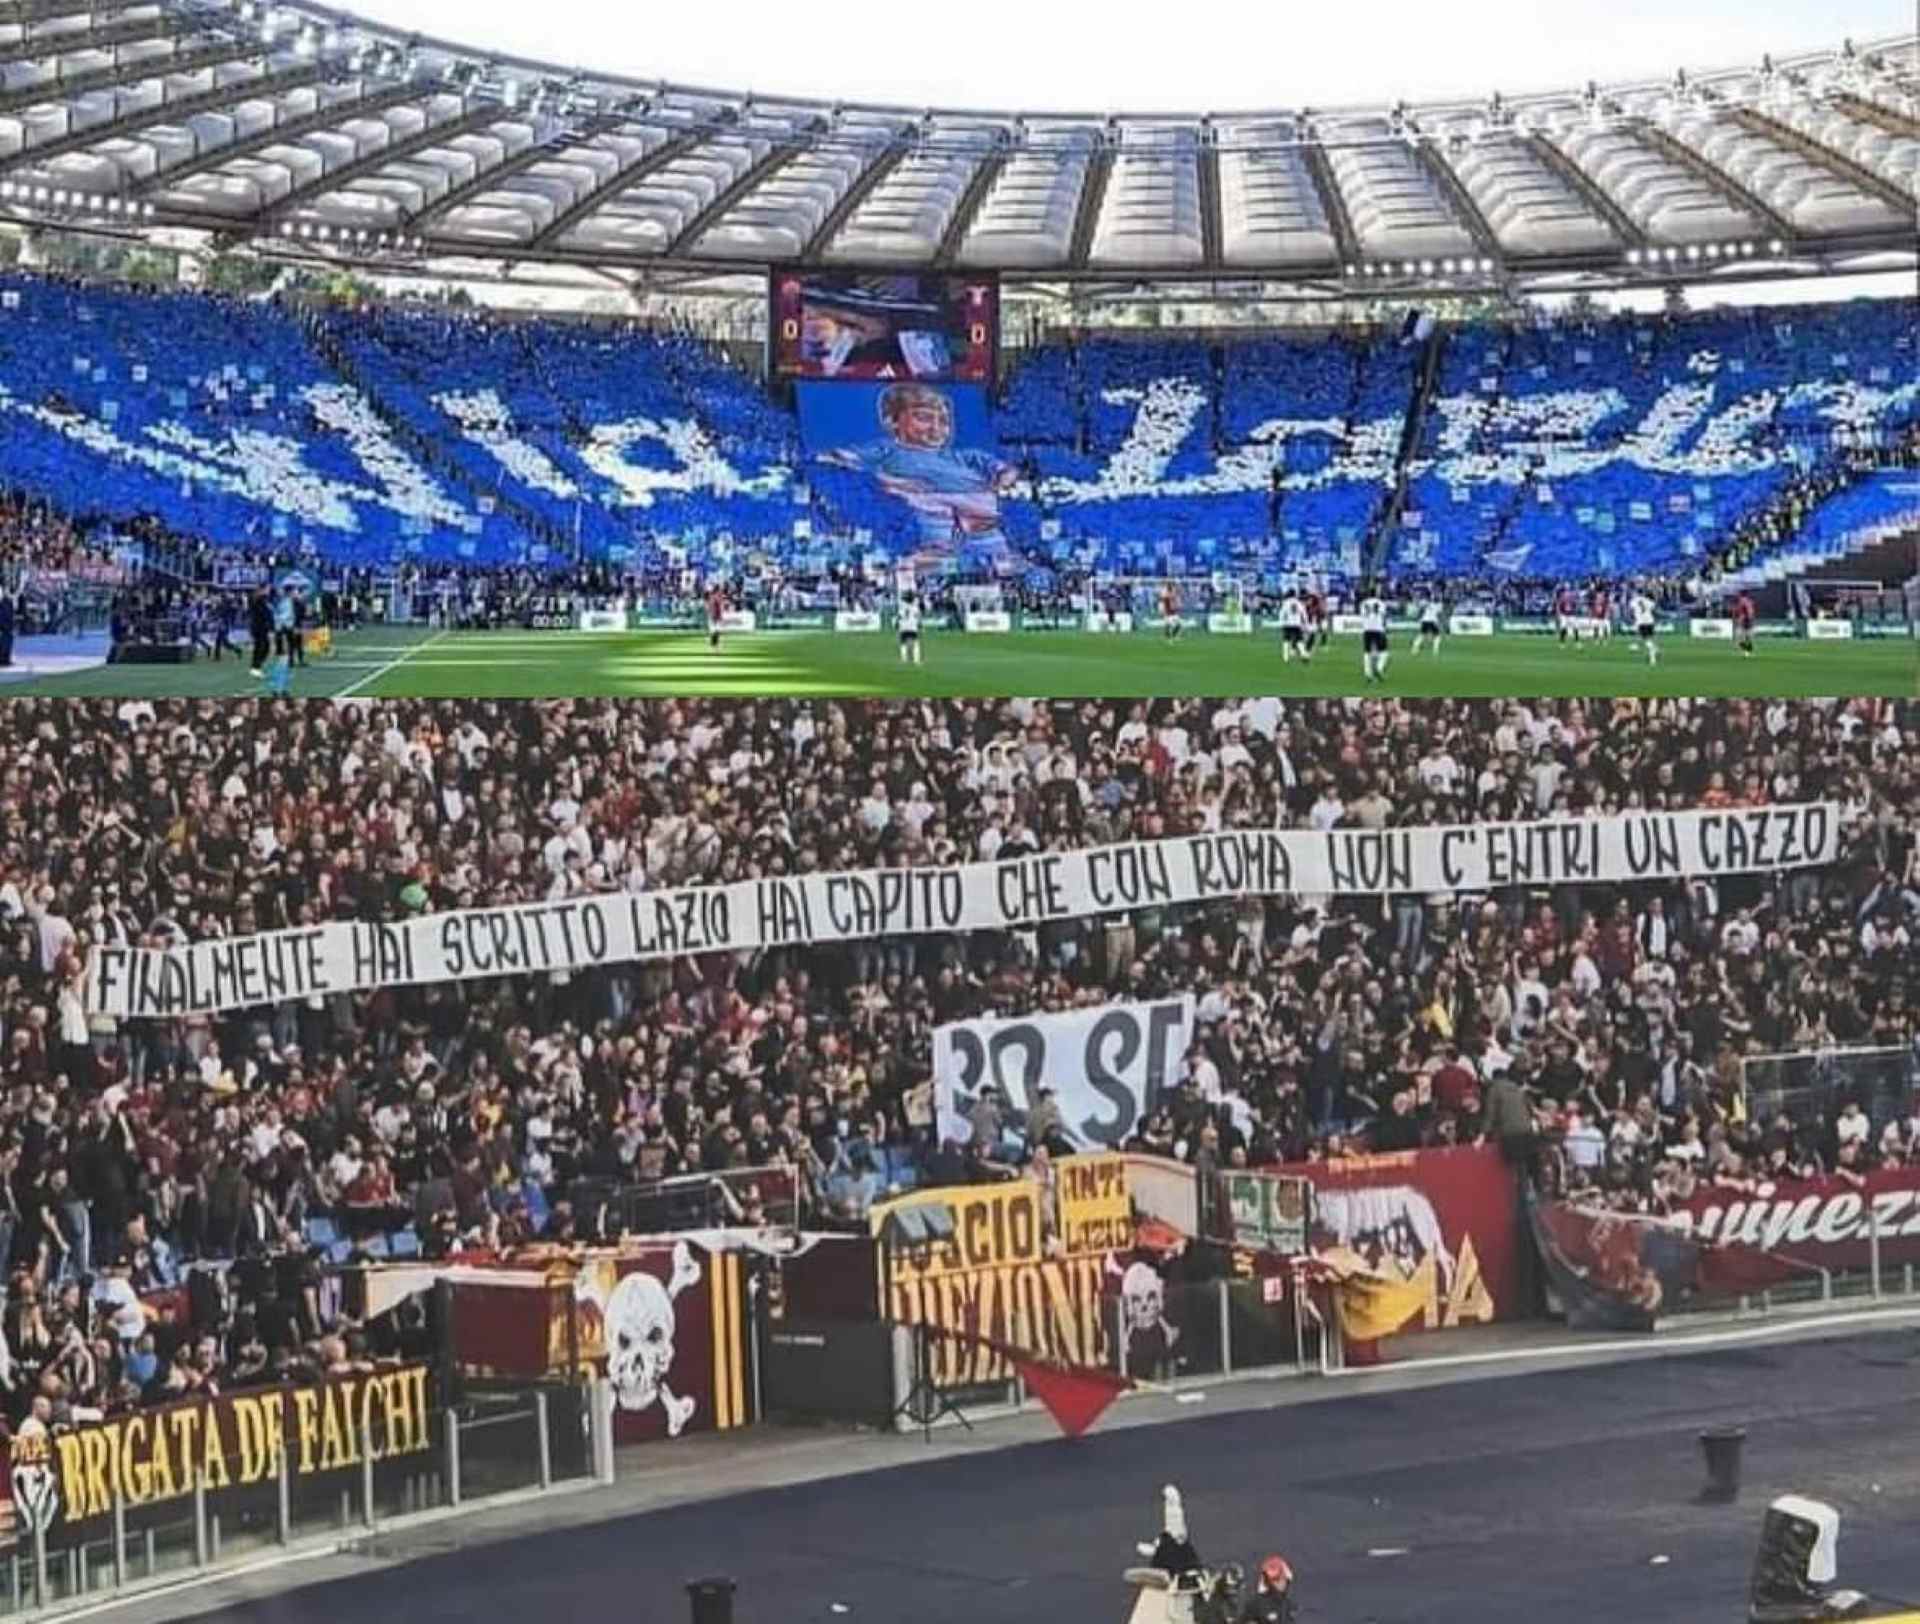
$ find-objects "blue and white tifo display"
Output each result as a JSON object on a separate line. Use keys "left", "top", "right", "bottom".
{"left": 0, "top": 274, "right": 1914, "bottom": 583}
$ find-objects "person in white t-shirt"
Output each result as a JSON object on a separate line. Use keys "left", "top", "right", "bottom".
{"left": 1835, "top": 1102, "right": 1870, "bottom": 1148}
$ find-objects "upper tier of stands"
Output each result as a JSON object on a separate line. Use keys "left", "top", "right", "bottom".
{"left": 0, "top": 274, "right": 1913, "bottom": 584}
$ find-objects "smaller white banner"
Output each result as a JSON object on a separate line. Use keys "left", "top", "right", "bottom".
{"left": 965, "top": 610, "right": 1013, "bottom": 633}
{"left": 576, "top": 609, "right": 627, "bottom": 633}
{"left": 1331, "top": 613, "right": 1367, "bottom": 635}
{"left": 834, "top": 610, "right": 882, "bottom": 633}
{"left": 1806, "top": 618, "right": 1855, "bottom": 641}
{"left": 933, "top": 997, "right": 1197, "bottom": 1151}
{"left": 1084, "top": 611, "right": 1135, "bottom": 633}
{"left": 1690, "top": 618, "right": 1735, "bottom": 640}
{"left": 1448, "top": 613, "right": 1494, "bottom": 636}
{"left": 1207, "top": 613, "right": 1253, "bottom": 635}
{"left": 717, "top": 610, "right": 757, "bottom": 632}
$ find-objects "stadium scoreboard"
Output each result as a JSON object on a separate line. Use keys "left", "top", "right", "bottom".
{"left": 769, "top": 269, "right": 998, "bottom": 384}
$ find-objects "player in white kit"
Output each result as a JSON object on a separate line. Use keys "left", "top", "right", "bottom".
{"left": 897, "top": 592, "right": 924, "bottom": 664}
{"left": 1632, "top": 592, "right": 1659, "bottom": 665}
{"left": 1277, "top": 593, "right": 1311, "bottom": 662}
{"left": 1412, "top": 595, "right": 1445, "bottom": 656}
{"left": 1359, "top": 593, "right": 1390, "bottom": 682}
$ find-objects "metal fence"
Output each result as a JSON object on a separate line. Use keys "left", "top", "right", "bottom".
{"left": 0, "top": 1384, "right": 610, "bottom": 1619}
{"left": 1742, "top": 1044, "right": 1918, "bottom": 1137}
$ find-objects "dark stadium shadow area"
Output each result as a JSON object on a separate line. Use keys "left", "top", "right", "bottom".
{"left": 208, "top": 1329, "right": 1920, "bottom": 1624}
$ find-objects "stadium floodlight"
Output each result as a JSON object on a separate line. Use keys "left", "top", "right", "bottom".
{"left": 1768, "top": 238, "right": 1785, "bottom": 254}
{"left": 1440, "top": 258, "right": 1455, "bottom": 274}
{"left": 1419, "top": 259, "right": 1434, "bottom": 275}
{"left": 1626, "top": 248, "right": 1641, "bottom": 265}
{"left": 1741, "top": 241, "right": 1756, "bottom": 256}
{"left": 1686, "top": 244, "right": 1700, "bottom": 260}
{"left": 0, "top": 182, "right": 11, "bottom": 200}
{"left": 1478, "top": 257, "right": 1493, "bottom": 273}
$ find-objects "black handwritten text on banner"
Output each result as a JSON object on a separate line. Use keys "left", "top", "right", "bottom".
{"left": 85, "top": 804, "right": 1842, "bottom": 1019}
{"left": 933, "top": 998, "right": 1195, "bottom": 1150}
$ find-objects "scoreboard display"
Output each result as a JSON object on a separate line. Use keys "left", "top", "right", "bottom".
{"left": 770, "top": 270, "right": 998, "bottom": 384}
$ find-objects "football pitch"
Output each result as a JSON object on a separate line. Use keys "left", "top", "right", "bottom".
{"left": 6, "top": 625, "right": 1914, "bottom": 699}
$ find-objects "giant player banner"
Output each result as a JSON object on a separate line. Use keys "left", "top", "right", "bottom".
{"left": 84, "top": 803, "right": 1845, "bottom": 1019}
{"left": 799, "top": 379, "right": 1014, "bottom": 564}
{"left": 932, "top": 997, "right": 1196, "bottom": 1151}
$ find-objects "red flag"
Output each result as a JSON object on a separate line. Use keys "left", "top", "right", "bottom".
{"left": 1013, "top": 1356, "right": 1131, "bottom": 1439}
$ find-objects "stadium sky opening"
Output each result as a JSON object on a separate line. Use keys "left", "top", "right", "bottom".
{"left": 347, "top": 0, "right": 1903, "bottom": 112}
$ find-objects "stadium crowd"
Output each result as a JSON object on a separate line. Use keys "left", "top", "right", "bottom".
{"left": 0, "top": 694, "right": 1915, "bottom": 1435}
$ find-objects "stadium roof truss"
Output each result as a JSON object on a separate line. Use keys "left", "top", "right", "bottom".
{"left": 0, "top": 1, "right": 1913, "bottom": 295}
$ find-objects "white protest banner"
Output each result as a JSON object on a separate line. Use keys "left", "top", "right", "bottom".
{"left": 84, "top": 803, "right": 1845, "bottom": 1019}
{"left": 931, "top": 998, "right": 1196, "bottom": 1150}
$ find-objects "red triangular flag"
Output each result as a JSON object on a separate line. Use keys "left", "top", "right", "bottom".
{"left": 1013, "top": 1356, "right": 1131, "bottom": 1439}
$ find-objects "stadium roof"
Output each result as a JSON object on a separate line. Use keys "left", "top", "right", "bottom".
{"left": 0, "top": 0, "right": 1914, "bottom": 294}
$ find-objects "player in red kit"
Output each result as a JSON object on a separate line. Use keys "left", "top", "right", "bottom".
{"left": 1160, "top": 582, "right": 1183, "bottom": 641}
{"left": 1733, "top": 590, "right": 1756, "bottom": 656}
{"left": 1590, "top": 585, "right": 1612, "bottom": 641}
{"left": 706, "top": 585, "right": 728, "bottom": 650}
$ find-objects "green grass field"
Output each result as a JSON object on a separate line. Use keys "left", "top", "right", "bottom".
{"left": 5, "top": 626, "right": 1914, "bottom": 699}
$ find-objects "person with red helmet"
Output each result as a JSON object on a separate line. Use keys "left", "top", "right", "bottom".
{"left": 1236, "top": 1555, "right": 1297, "bottom": 1623}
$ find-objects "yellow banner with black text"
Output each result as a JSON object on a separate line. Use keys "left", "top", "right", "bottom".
{"left": 6, "top": 1366, "right": 431, "bottom": 1537}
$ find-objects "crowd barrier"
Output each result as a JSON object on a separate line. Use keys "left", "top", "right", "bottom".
{"left": 0, "top": 1366, "right": 608, "bottom": 1617}
{"left": 7, "top": 1141, "right": 1915, "bottom": 1614}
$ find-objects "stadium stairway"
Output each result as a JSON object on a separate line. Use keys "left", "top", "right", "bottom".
{"left": 1369, "top": 321, "right": 1450, "bottom": 576}
{"left": 1794, "top": 522, "right": 1919, "bottom": 587}
{"left": 1720, "top": 468, "right": 1920, "bottom": 604}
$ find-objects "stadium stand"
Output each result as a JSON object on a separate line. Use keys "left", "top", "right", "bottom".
{"left": 0, "top": 273, "right": 1913, "bottom": 600}
{"left": 0, "top": 696, "right": 1914, "bottom": 1421}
